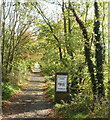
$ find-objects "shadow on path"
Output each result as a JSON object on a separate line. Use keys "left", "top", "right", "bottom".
{"left": 2, "top": 72, "right": 59, "bottom": 119}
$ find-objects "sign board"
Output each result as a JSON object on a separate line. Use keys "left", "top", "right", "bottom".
{"left": 55, "top": 72, "right": 71, "bottom": 103}
{"left": 56, "top": 75, "right": 67, "bottom": 92}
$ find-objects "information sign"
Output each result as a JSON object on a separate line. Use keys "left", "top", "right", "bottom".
{"left": 56, "top": 75, "right": 67, "bottom": 92}
{"left": 55, "top": 72, "right": 70, "bottom": 103}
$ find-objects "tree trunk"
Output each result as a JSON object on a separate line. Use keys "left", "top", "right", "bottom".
{"left": 70, "top": 5, "right": 97, "bottom": 100}
{"left": 108, "top": 2, "right": 110, "bottom": 118}
{"left": 94, "top": 2, "right": 105, "bottom": 100}
{"left": 35, "top": 4, "right": 63, "bottom": 61}
{"left": 67, "top": 1, "right": 74, "bottom": 59}
{"left": 2, "top": 2, "right": 6, "bottom": 81}
{"left": 62, "top": 0, "right": 73, "bottom": 59}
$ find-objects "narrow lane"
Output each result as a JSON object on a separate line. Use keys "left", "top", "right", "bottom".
{"left": 2, "top": 72, "right": 58, "bottom": 119}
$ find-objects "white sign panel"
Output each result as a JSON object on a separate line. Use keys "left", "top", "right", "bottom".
{"left": 56, "top": 75, "right": 67, "bottom": 92}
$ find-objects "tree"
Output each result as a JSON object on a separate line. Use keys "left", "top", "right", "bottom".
{"left": 108, "top": 2, "right": 110, "bottom": 118}
{"left": 32, "top": 3, "right": 63, "bottom": 61}
{"left": 62, "top": 0, "right": 74, "bottom": 59}
{"left": 69, "top": 2, "right": 97, "bottom": 101}
{"left": 1, "top": 2, "right": 36, "bottom": 82}
{"left": 94, "top": 1, "right": 105, "bottom": 99}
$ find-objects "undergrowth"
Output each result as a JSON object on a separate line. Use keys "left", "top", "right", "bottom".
{"left": 45, "top": 75, "right": 54, "bottom": 102}
{"left": 45, "top": 75, "right": 109, "bottom": 119}
{"left": 2, "top": 71, "right": 30, "bottom": 100}
{"left": 2, "top": 82, "right": 22, "bottom": 100}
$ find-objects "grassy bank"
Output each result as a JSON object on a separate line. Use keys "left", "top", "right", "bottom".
{"left": 2, "top": 72, "right": 31, "bottom": 101}
{"left": 45, "top": 79, "right": 87, "bottom": 119}
{"left": 44, "top": 75, "right": 108, "bottom": 119}
{"left": 44, "top": 76, "right": 55, "bottom": 102}
{"left": 2, "top": 82, "right": 22, "bottom": 100}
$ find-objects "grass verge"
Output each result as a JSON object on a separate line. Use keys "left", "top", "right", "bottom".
{"left": 2, "top": 82, "right": 22, "bottom": 100}
{"left": 45, "top": 81, "right": 54, "bottom": 102}
{"left": 43, "top": 75, "right": 109, "bottom": 119}
{"left": 44, "top": 76, "right": 88, "bottom": 119}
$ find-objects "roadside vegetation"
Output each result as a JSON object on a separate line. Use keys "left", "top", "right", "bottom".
{"left": 36, "top": 1, "right": 109, "bottom": 119}
{"left": 2, "top": 82, "right": 22, "bottom": 100}
{"left": 1, "top": 1, "right": 109, "bottom": 119}
{"left": 44, "top": 75, "right": 108, "bottom": 119}
{"left": 1, "top": 2, "right": 38, "bottom": 100}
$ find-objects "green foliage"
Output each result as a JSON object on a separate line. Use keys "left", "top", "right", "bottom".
{"left": 1, "top": 1, "right": 109, "bottom": 118}
{"left": 45, "top": 81, "right": 54, "bottom": 102}
{"left": 45, "top": 73, "right": 108, "bottom": 118}
{"left": 54, "top": 100, "right": 88, "bottom": 119}
{"left": 86, "top": 101, "right": 108, "bottom": 118}
{"left": 54, "top": 94, "right": 108, "bottom": 118}
{"left": 2, "top": 2, "right": 38, "bottom": 83}
{"left": 2, "top": 82, "right": 22, "bottom": 100}
{"left": 44, "top": 76, "right": 54, "bottom": 82}
{"left": 1, "top": 2, "right": 41, "bottom": 101}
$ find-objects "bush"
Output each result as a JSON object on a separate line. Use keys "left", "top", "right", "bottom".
{"left": 44, "top": 75, "right": 54, "bottom": 82}
{"left": 2, "top": 82, "right": 22, "bottom": 100}
{"left": 54, "top": 99, "right": 88, "bottom": 119}
{"left": 86, "top": 100, "right": 108, "bottom": 118}
{"left": 46, "top": 81, "right": 54, "bottom": 102}
{"left": 54, "top": 92, "right": 108, "bottom": 119}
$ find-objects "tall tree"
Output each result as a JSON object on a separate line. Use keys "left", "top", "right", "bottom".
{"left": 62, "top": 0, "right": 73, "bottom": 59}
{"left": 94, "top": 2, "right": 105, "bottom": 99}
{"left": 33, "top": 3, "right": 63, "bottom": 61}
{"left": 1, "top": 2, "right": 34, "bottom": 82}
{"left": 69, "top": 3, "right": 97, "bottom": 100}
{"left": 108, "top": 2, "right": 110, "bottom": 118}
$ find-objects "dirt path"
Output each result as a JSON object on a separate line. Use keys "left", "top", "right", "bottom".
{"left": 2, "top": 72, "right": 60, "bottom": 120}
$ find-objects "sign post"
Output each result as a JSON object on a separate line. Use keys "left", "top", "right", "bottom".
{"left": 55, "top": 72, "right": 70, "bottom": 103}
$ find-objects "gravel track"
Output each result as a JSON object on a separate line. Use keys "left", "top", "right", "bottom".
{"left": 2, "top": 72, "right": 60, "bottom": 120}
